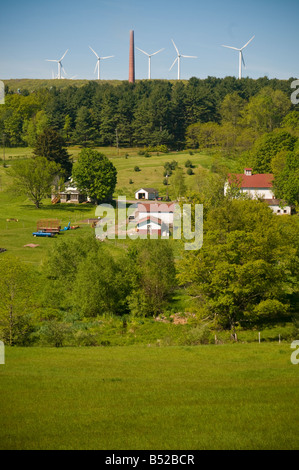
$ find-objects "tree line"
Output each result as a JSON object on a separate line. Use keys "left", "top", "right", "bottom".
{"left": 1, "top": 76, "right": 297, "bottom": 149}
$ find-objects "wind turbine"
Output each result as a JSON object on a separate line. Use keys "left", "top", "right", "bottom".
{"left": 169, "top": 39, "right": 197, "bottom": 80}
{"left": 221, "top": 36, "right": 255, "bottom": 79}
{"left": 46, "top": 50, "right": 69, "bottom": 80}
{"left": 89, "top": 46, "right": 114, "bottom": 80}
{"left": 136, "top": 47, "right": 164, "bottom": 79}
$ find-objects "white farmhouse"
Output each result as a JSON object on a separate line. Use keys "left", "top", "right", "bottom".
{"left": 224, "top": 168, "right": 292, "bottom": 215}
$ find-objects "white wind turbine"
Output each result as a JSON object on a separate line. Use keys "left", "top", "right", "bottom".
{"left": 221, "top": 36, "right": 255, "bottom": 79}
{"left": 89, "top": 46, "right": 114, "bottom": 80}
{"left": 169, "top": 39, "right": 197, "bottom": 80}
{"left": 136, "top": 47, "right": 164, "bottom": 79}
{"left": 46, "top": 50, "right": 69, "bottom": 79}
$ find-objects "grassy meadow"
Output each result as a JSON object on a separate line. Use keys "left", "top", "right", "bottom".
{"left": 0, "top": 343, "right": 298, "bottom": 450}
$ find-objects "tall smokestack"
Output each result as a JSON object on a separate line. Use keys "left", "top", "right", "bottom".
{"left": 129, "top": 30, "right": 135, "bottom": 83}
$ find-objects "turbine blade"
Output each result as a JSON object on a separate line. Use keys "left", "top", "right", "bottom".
{"left": 94, "top": 61, "right": 99, "bottom": 74}
{"left": 60, "top": 49, "right": 69, "bottom": 61}
{"left": 169, "top": 57, "right": 178, "bottom": 71}
{"left": 221, "top": 45, "right": 240, "bottom": 51}
{"left": 171, "top": 39, "right": 179, "bottom": 55}
{"left": 151, "top": 48, "right": 165, "bottom": 56}
{"left": 136, "top": 47, "right": 149, "bottom": 56}
{"left": 46, "top": 59, "right": 58, "bottom": 62}
{"left": 89, "top": 46, "right": 99, "bottom": 59}
{"left": 242, "top": 52, "right": 245, "bottom": 67}
{"left": 101, "top": 56, "right": 114, "bottom": 60}
{"left": 241, "top": 35, "right": 255, "bottom": 50}
{"left": 181, "top": 55, "right": 197, "bottom": 58}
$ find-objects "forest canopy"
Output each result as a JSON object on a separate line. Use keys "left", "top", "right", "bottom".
{"left": 1, "top": 77, "right": 297, "bottom": 149}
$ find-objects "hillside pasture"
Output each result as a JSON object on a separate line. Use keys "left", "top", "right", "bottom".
{"left": 0, "top": 147, "right": 226, "bottom": 263}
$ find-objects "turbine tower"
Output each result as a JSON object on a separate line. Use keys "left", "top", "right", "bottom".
{"left": 46, "top": 50, "right": 69, "bottom": 79}
{"left": 169, "top": 39, "right": 197, "bottom": 80}
{"left": 221, "top": 36, "right": 255, "bottom": 79}
{"left": 129, "top": 30, "right": 135, "bottom": 83}
{"left": 89, "top": 46, "right": 114, "bottom": 80}
{"left": 136, "top": 46, "right": 164, "bottom": 79}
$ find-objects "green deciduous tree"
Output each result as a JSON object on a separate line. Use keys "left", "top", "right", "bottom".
{"left": 22, "top": 110, "right": 49, "bottom": 147}
{"left": 72, "top": 250, "right": 131, "bottom": 317}
{"left": 252, "top": 130, "right": 297, "bottom": 174}
{"left": 9, "top": 156, "right": 62, "bottom": 208}
{"left": 242, "top": 87, "right": 291, "bottom": 133}
{"left": 272, "top": 149, "right": 299, "bottom": 206}
{"left": 220, "top": 91, "right": 245, "bottom": 127}
{"left": 72, "top": 148, "right": 117, "bottom": 203}
{"left": 171, "top": 167, "right": 187, "bottom": 200}
{"left": 42, "top": 235, "right": 101, "bottom": 316}
{"left": 128, "top": 240, "right": 176, "bottom": 317}
{"left": 0, "top": 257, "right": 37, "bottom": 345}
{"left": 177, "top": 199, "right": 299, "bottom": 331}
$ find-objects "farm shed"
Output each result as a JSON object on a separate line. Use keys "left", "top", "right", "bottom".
{"left": 135, "top": 188, "right": 159, "bottom": 200}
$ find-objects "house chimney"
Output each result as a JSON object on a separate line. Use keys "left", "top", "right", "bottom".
{"left": 244, "top": 168, "right": 252, "bottom": 176}
{"left": 129, "top": 30, "right": 135, "bottom": 84}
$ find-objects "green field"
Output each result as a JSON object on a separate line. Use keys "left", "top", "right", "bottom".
{"left": 1, "top": 145, "right": 238, "bottom": 199}
{"left": 0, "top": 343, "right": 298, "bottom": 450}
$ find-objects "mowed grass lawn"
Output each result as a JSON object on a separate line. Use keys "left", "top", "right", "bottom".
{"left": 0, "top": 343, "right": 298, "bottom": 450}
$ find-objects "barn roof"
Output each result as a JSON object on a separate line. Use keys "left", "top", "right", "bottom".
{"left": 135, "top": 188, "right": 158, "bottom": 193}
{"left": 137, "top": 202, "right": 175, "bottom": 212}
{"left": 137, "top": 216, "right": 162, "bottom": 226}
{"left": 228, "top": 173, "right": 274, "bottom": 188}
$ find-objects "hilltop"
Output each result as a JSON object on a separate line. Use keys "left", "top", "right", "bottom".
{"left": 2, "top": 78, "right": 124, "bottom": 92}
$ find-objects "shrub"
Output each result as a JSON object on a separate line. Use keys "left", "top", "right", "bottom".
{"left": 73, "top": 329, "right": 98, "bottom": 346}
{"left": 185, "top": 159, "right": 193, "bottom": 168}
{"left": 39, "top": 321, "right": 72, "bottom": 347}
{"left": 181, "top": 326, "right": 212, "bottom": 345}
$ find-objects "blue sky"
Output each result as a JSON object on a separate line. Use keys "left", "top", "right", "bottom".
{"left": 0, "top": 0, "right": 298, "bottom": 81}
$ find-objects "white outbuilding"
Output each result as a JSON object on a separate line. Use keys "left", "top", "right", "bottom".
{"left": 135, "top": 188, "right": 159, "bottom": 200}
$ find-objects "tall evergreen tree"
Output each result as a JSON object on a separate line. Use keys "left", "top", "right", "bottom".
{"left": 33, "top": 127, "right": 72, "bottom": 177}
